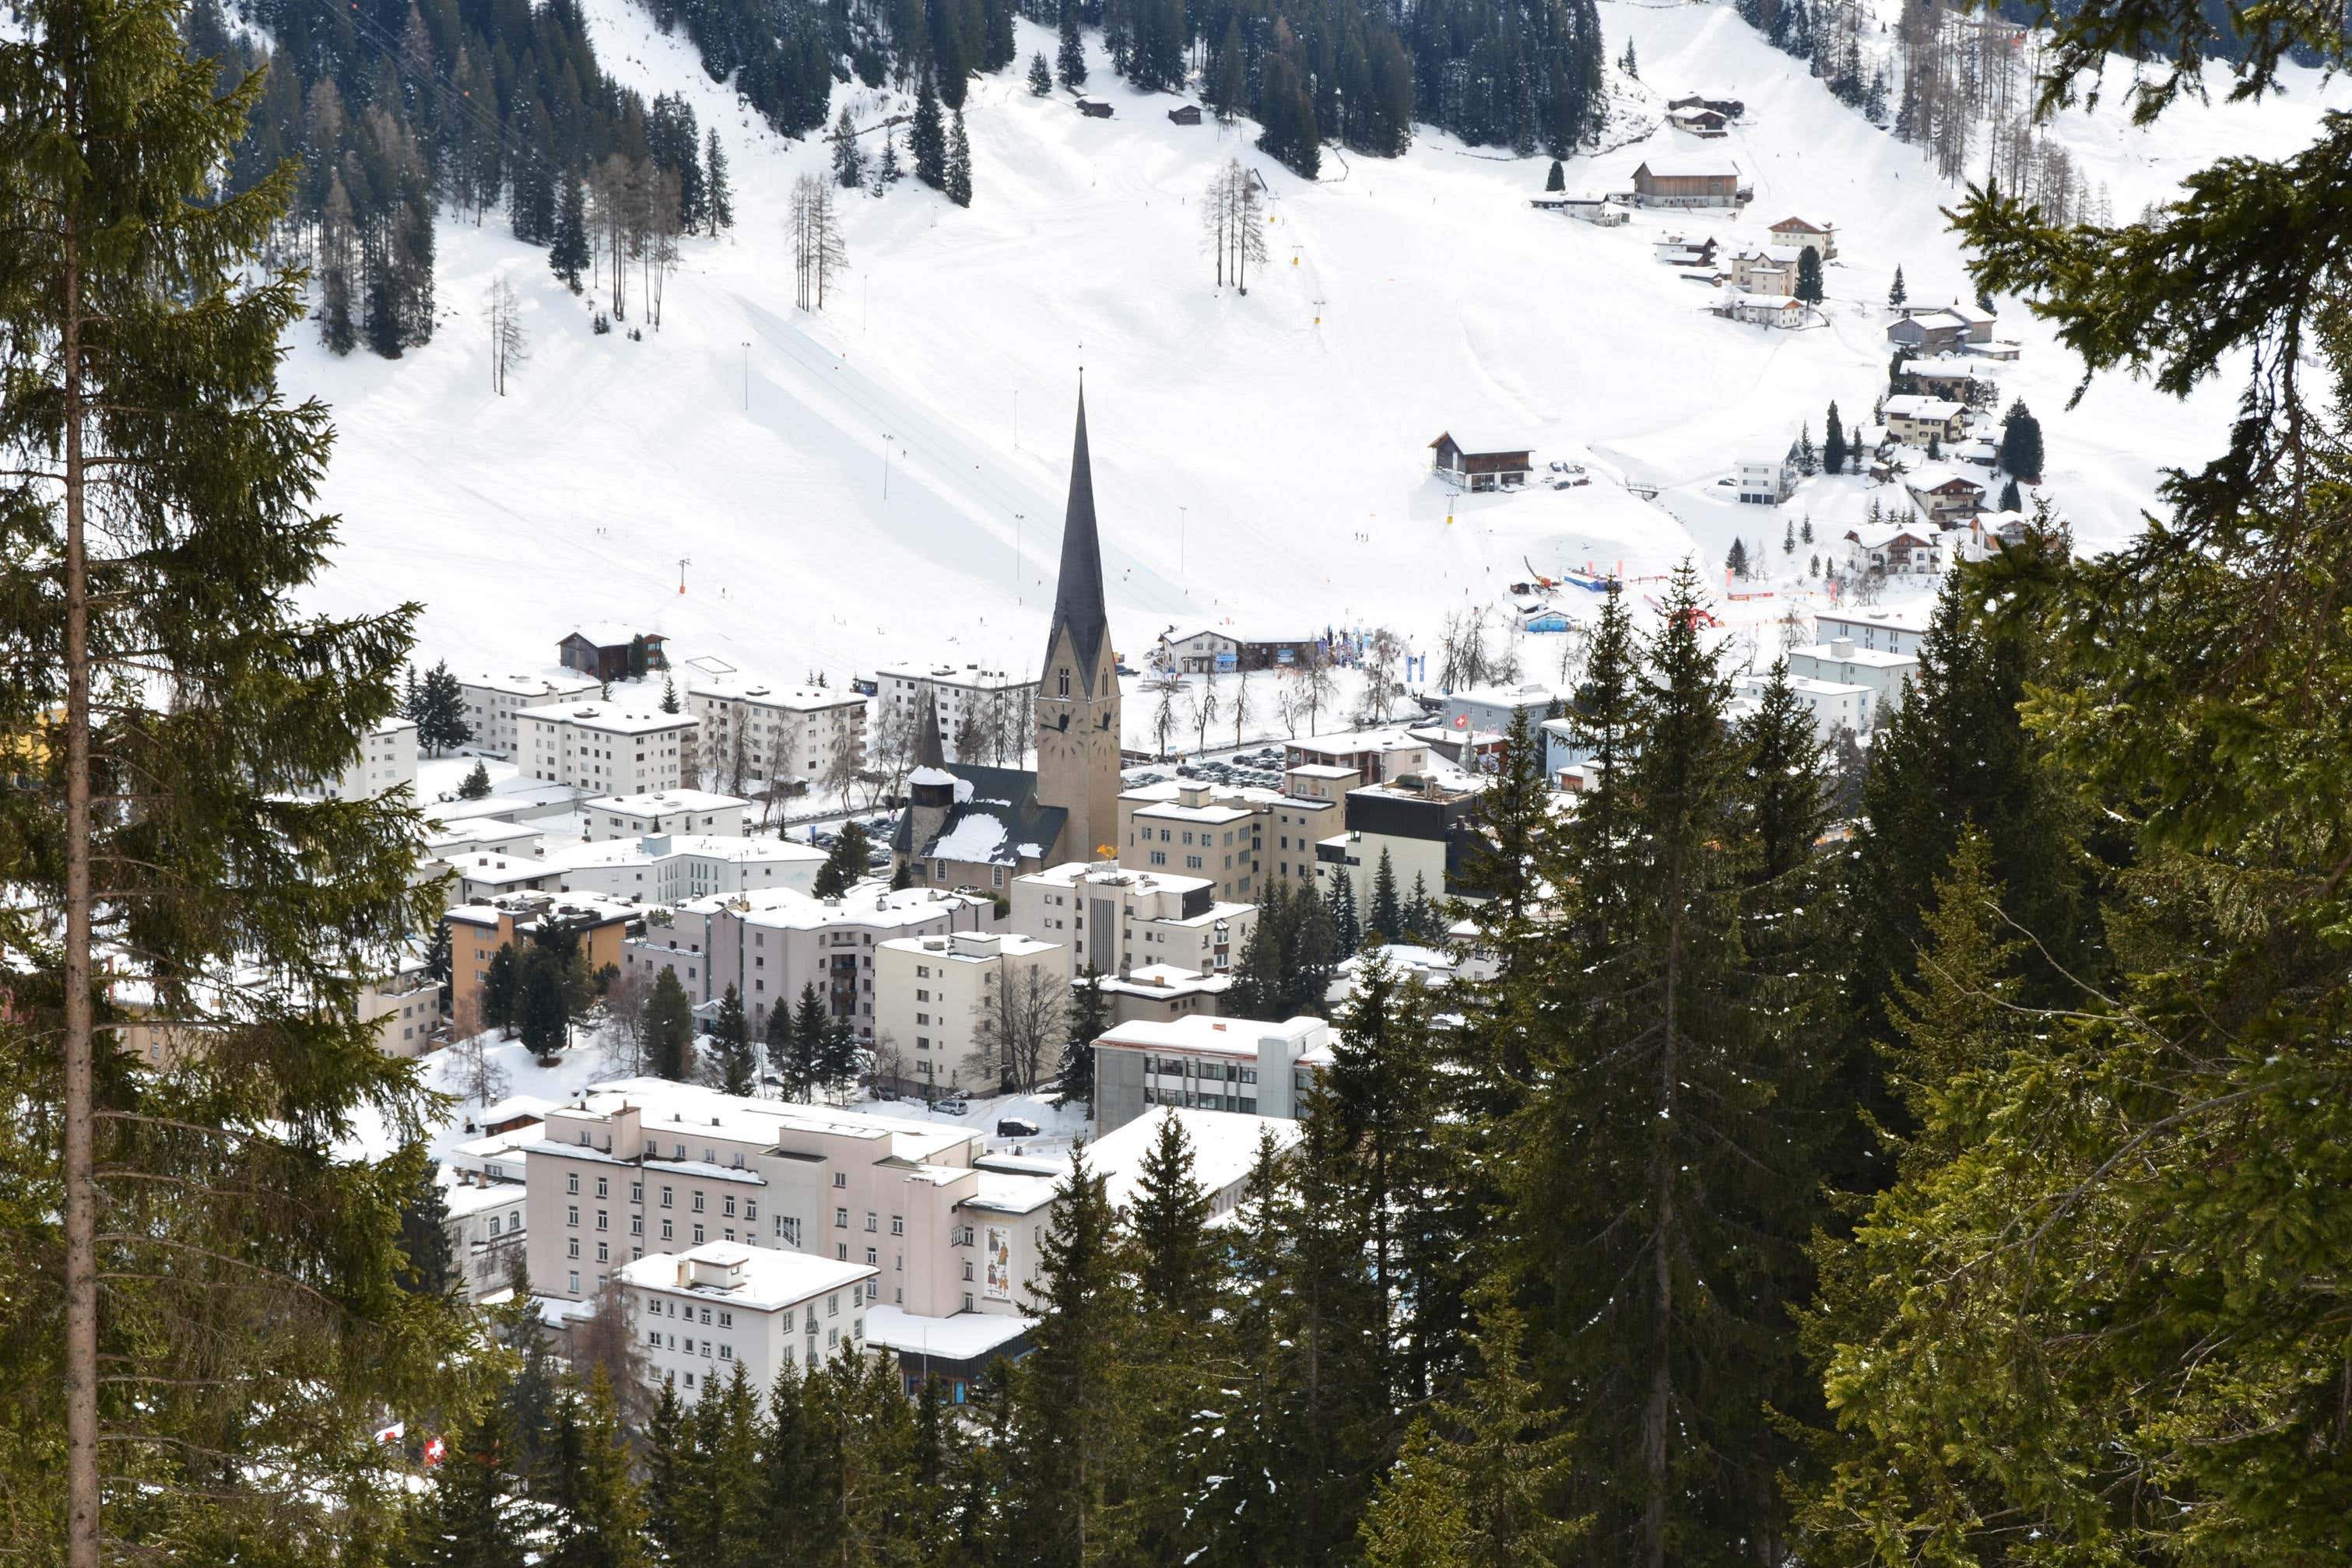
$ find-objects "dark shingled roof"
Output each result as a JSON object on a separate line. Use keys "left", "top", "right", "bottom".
{"left": 889, "top": 765, "right": 1069, "bottom": 870}
{"left": 914, "top": 681, "right": 946, "bottom": 769}
{"left": 1047, "top": 391, "right": 1111, "bottom": 696}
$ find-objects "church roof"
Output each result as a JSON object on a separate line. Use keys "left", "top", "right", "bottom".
{"left": 890, "top": 764, "right": 1069, "bottom": 870}
{"left": 1047, "top": 391, "right": 1111, "bottom": 697}
{"left": 914, "top": 681, "right": 946, "bottom": 770}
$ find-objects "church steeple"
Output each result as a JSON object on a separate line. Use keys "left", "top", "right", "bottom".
{"left": 1044, "top": 389, "right": 1111, "bottom": 694}
{"left": 1032, "top": 386, "right": 1122, "bottom": 867}
{"left": 914, "top": 680, "right": 946, "bottom": 770}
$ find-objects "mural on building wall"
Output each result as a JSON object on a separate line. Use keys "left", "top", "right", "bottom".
{"left": 984, "top": 1225, "right": 1013, "bottom": 1300}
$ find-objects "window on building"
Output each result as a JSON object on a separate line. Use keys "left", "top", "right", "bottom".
{"left": 567, "top": 1173, "right": 579, "bottom": 1194}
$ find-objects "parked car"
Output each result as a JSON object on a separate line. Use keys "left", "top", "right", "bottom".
{"left": 1548, "top": 459, "right": 1569, "bottom": 472}
{"left": 997, "top": 1117, "right": 1040, "bottom": 1138}
{"left": 936, "top": 1098, "right": 971, "bottom": 1117}
{"left": 1717, "top": 475, "right": 1737, "bottom": 486}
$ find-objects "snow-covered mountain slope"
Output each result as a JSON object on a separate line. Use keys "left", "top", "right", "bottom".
{"left": 286, "top": 0, "right": 2350, "bottom": 683}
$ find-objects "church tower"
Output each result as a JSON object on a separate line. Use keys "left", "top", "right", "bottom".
{"left": 1032, "top": 389, "right": 1122, "bottom": 865}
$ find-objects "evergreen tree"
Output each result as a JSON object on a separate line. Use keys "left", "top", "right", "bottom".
{"left": 396, "top": 1166, "right": 457, "bottom": 1298}
{"left": 660, "top": 675, "right": 681, "bottom": 714}
{"left": 813, "top": 819, "right": 870, "bottom": 900}
{"left": 784, "top": 982, "right": 828, "bottom": 1100}
{"left": 711, "top": 984, "right": 754, "bottom": 1093}
{"left": 1358, "top": 1279, "right": 1582, "bottom": 1568}
{"left": 459, "top": 761, "right": 493, "bottom": 799}
{"left": 483, "top": 944, "right": 520, "bottom": 1035}
{"left": 1224, "top": 878, "right": 1290, "bottom": 1019}
{"left": 1998, "top": 476, "right": 2022, "bottom": 510}
{"left": 646, "top": 967, "right": 695, "bottom": 1080}
{"left": 1129, "top": 1112, "right": 1215, "bottom": 1320}
{"left": 1399, "top": 872, "right": 1435, "bottom": 943}
{"left": 1184, "top": 1129, "right": 1294, "bottom": 1564}
{"left": 550, "top": 172, "right": 590, "bottom": 292}
{"left": 541, "top": 1370, "right": 648, "bottom": 1568}
{"left": 1000, "top": 1143, "right": 1133, "bottom": 1562}
{"left": 1545, "top": 158, "right": 1564, "bottom": 191}
{"left": 1823, "top": 398, "right": 1847, "bottom": 473}
{"left": 518, "top": 943, "right": 570, "bottom": 1057}
{"left": 1049, "top": 966, "right": 1108, "bottom": 1108}
{"left": 816, "top": 1013, "right": 860, "bottom": 1096}
{"left": 1999, "top": 398, "right": 2045, "bottom": 482}
{"left": 705, "top": 129, "right": 735, "bottom": 231}
{"left": 1504, "top": 561, "right": 1826, "bottom": 1566}
{"left": 946, "top": 108, "right": 973, "bottom": 209}
{"left": 1795, "top": 245, "right": 1824, "bottom": 303}
{"left": 872, "top": 125, "right": 904, "bottom": 193}
{"left": 643, "top": 1379, "right": 690, "bottom": 1563}
{"left": 1887, "top": 263, "right": 1907, "bottom": 305}
{"left": 1727, "top": 536, "right": 1751, "bottom": 577}
{"left": 912, "top": 68, "right": 947, "bottom": 189}
{"left": 1801, "top": 516, "right": 1814, "bottom": 543}
{"left": 831, "top": 105, "right": 865, "bottom": 190}
{"left": 1058, "top": 5, "right": 1088, "bottom": 87}
{"left": 1365, "top": 847, "right": 1402, "bottom": 946}
{"left": 1028, "top": 51, "right": 1054, "bottom": 94}
{"left": 1326, "top": 867, "right": 1362, "bottom": 955}
{"left": 1255, "top": 51, "right": 1322, "bottom": 179}
{"left": 402, "top": 1386, "right": 531, "bottom": 1568}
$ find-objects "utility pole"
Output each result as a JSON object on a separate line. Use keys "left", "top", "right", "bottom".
{"left": 1015, "top": 513, "right": 1025, "bottom": 605}
{"left": 741, "top": 340, "right": 749, "bottom": 411}
{"left": 678, "top": 555, "right": 692, "bottom": 595}
{"left": 882, "top": 433, "right": 894, "bottom": 500}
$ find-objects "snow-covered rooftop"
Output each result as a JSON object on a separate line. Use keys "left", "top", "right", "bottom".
{"left": 862, "top": 1303, "right": 1034, "bottom": 1361}
{"left": 620, "top": 1241, "right": 875, "bottom": 1312}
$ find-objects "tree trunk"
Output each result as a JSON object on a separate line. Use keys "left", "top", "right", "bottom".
{"left": 61, "top": 188, "right": 103, "bottom": 1568}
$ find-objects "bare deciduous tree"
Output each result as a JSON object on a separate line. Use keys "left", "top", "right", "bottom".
{"left": 448, "top": 1026, "right": 511, "bottom": 1107}
{"left": 1230, "top": 667, "right": 1254, "bottom": 747}
{"left": 601, "top": 968, "right": 652, "bottom": 1076}
{"left": 825, "top": 721, "right": 862, "bottom": 816}
{"left": 486, "top": 277, "right": 528, "bottom": 396}
{"left": 1200, "top": 159, "right": 1269, "bottom": 291}
{"left": 789, "top": 173, "right": 848, "bottom": 312}
{"left": 966, "top": 967, "right": 1068, "bottom": 1093}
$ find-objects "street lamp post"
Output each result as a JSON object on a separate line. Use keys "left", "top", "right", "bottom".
{"left": 882, "top": 433, "right": 893, "bottom": 500}
{"left": 740, "top": 340, "right": 749, "bottom": 411}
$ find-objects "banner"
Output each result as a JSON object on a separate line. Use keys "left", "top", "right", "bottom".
{"left": 984, "top": 1225, "right": 1013, "bottom": 1300}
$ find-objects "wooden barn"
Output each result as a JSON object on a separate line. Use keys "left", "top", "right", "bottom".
{"left": 1631, "top": 160, "right": 1746, "bottom": 209}
{"left": 1076, "top": 98, "right": 1112, "bottom": 118}
{"left": 1167, "top": 103, "right": 1202, "bottom": 125}
{"left": 1430, "top": 433, "right": 1533, "bottom": 492}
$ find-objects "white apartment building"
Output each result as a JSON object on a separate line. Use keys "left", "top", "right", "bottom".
{"left": 314, "top": 716, "right": 418, "bottom": 802}
{"left": 517, "top": 702, "right": 696, "bottom": 795}
{"left": 1009, "top": 861, "right": 1254, "bottom": 984}
{"left": 1115, "top": 777, "right": 1342, "bottom": 902}
{"left": 1441, "top": 681, "right": 1561, "bottom": 737}
{"left": 440, "top": 1172, "right": 529, "bottom": 1301}
{"left": 1732, "top": 671, "right": 1879, "bottom": 740}
{"left": 445, "top": 833, "right": 823, "bottom": 907}
{"left": 1091, "top": 1106, "right": 1307, "bottom": 1227}
{"left": 620, "top": 1241, "right": 877, "bottom": 1403}
{"left": 1737, "top": 452, "right": 1797, "bottom": 505}
{"left": 584, "top": 789, "right": 749, "bottom": 841}
{"left": 1787, "top": 637, "right": 1919, "bottom": 717}
{"left": 1090, "top": 1014, "right": 1333, "bottom": 1133}
{"left": 687, "top": 676, "right": 866, "bottom": 791}
{"left": 1813, "top": 610, "right": 1929, "bottom": 657}
{"left": 872, "top": 930, "right": 1067, "bottom": 1096}
{"left": 458, "top": 668, "right": 603, "bottom": 758}
{"left": 620, "top": 883, "right": 999, "bottom": 1039}
{"left": 873, "top": 662, "right": 1037, "bottom": 763}
{"left": 518, "top": 1081, "right": 1049, "bottom": 1358}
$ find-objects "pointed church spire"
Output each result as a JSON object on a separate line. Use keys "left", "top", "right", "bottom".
{"left": 914, "top": 680, "right": 946, "bottom": 770}
{"left": 1046, "top": 388, "right": 1111, "bottom": 695}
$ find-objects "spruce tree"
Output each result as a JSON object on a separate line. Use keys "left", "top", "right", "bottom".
{"left": 1028, "top": 51, "right": 1054, "bottom": 94}
{"left": 712, "top": 984, "right": 753, "bottom": 1093}
{"left": 1887, "top": 263, "right": 1907, "bottom": 305}
{"left": 643, "top": 1378, "right": 690, "bottom": 1564}
{"left": 1998, "top": 398, "right": 2044, "bottom": 482}
{"left": 786, "top": 982, "right": 828, "bottom": 1099}
{"left": 1326, "top": 868, "right": 1362, "bottom": 955}
{"left": 912, "top": 68, "right": 947, "bottom": 190}
{"left": 1998, "top": 476, "right": 2022, "bottom": 510}
{"left": 518, "top": 943, "right": 570, "bottom": 1057}
{"left": 550, "top": 172, "right": 590, "bottom": 291}
{"left": 1727, "top": 536, "right": 1750, "bottom": 577}
{"left": 1184, "top": 1130, "right": 1294, "bottom": 1564}
{"left": 483, "top": 945, "right": 519, "bottom": 1035}
{"left": 830, "top": 105, "right": 865, "bottom": 190}
{"left": 459, "top": 760, "right": 493, "bottom": 799}
{"left": 1545, "top": 158, "right": 1564, "bottom": 191}
{"left": 1823, "top": 399, "right": 1847, "bottom": 473}
{"left": 1365, "top": 847, "right": 1402, "bottom": 947}
{"left": 1223, "top": 879, "right": 1290, "bottom": 1018}
{"left": 1058, "top": 5, "right": 1088, "bottom": 87}
{"left": 1399, "top": 872, "right": 1435, "bottom": 943}
{"left": 1795, "top": 245, "right": 1823, "bottom": 303}
{"left": 403, "top": 1387, "right": 532, "bottom": 1568}
{"left": 1048, "top": 966, "right": 1108, "bottom": 1108}
{"left": 1129, "top": 1111, "right": 1215, "bottom": 1318}
{"left": 646, "top": 967, "right": 695, "bottom": 1080}
{"left": 541, "top": 1371, "right": 648, "bottom": 1568}
{"left": 946, "top": 107, "right": 973, "bottom": 209}
{"left": 397, "top": 1167, "right": 457, "bottom": 1298}
{"left": 816, "top": 1014, "right": 860, "bottom": 1098}
{"left": 704, "top": 128, "right": 734, "bottom": 230}
{"left": 0, "top": 6, "right": 480, "bottom": 1542}
{"left": 813, "top": 819, "right": 870, "bottom": 900}
{"left": 660, "top": 675, "right": 681, "bottom": 714}
{"left": 1505, "top": 562, "right": 1824, "bottom": 1566}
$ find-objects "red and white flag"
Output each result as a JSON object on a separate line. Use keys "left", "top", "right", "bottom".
{"left": 422, "top": 1436, "right": 445, "bottom": 1466}
{"left": 373, "top": 1422, "right": 405, "bottom": 1445}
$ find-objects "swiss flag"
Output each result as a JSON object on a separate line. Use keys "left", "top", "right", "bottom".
{"left": 422, "top": 1436, "right": 445, "bottom": 1467}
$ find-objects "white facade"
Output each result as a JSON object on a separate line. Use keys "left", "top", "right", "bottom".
{"left": 583, "top": 790, "right": 749, "bottom": 841}
{"left": 1441, "top": 682, "right": 1560, "bottom": 736}
{"left": 1737, "top": 453, "right": 1796, "bottom": 505}
{"left": 1733, "top": 671, "right": 1877, "bottom": 738}
{"left": 318, "top": 717, "right": 418, "bottom": 802}
{"left": 1090, "top": 1016, "right": 1334, "bottom": 1133}
{"left": 620, "top": 1242, "right": 877, "bottom": 1404}
{"left": 1787, "top": 639, "right": 1919, "bottom": 716}
{"left": 1009, "top": 861, "right": 1253, "bottom": 984}
{"left": 873, "top": 663, "right": 1037, "bottom": 762}
{"left": 686, "top": 677, "right": 866, "bottom": 791}
{"left": 873, "top": 930, "right": 1068, "bottom": 1096}
{"left": 458, "top": 669, "right": 603, "bottom": 758}
{"left": 517, "top": 703, "right": 697, "bottom": 795}
{"left": 1813, "top": 611, "right": 1929, "bottom": 656}
{"left": 1882, "top": 395, "right": 1971, "bottom": 446}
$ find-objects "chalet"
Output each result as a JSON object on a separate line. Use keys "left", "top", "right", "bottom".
{"left": 1947, "top": 300, "right": 1998, "bottom": 343}
{"left": 558, "top": 626, "right": 667, "bottom": 683}
{"left": 1844, "top": 523, "right": 1943, "bottom": 578}
{"left": 1666, "top": 93, "right": 1746, "bottom": 119}
{"left": 1631, "top": 160, "right": 1746, "bottom": 209}
{"left": 1429, "top": 433, "right": 1532, "bottom": 492}
{"left": 1530, "top": 195, "right": 1631, "bottom": 226}
{"left": 1652, "top": 233, "right": 1718, "bottom": 267}
{"left": 1886, "top": 310, "right": 1971, "bottom": 354}
{"left": 1076, "top": 99, "right": 1112, "bottom": 118}
{"left": 1908, "top": 472, "right": 1987, "bottom": 523}
{"left": 1167, "top": 103, "right": 1202, "bottom": 125}
{"left": 1768, "top": 216, "right": 1838, "bottom": 262}
{"left": 1881, "top": 395, "right": 1971, "bottom": 447}
{"left": 1901, "top": 358, "right": 1989, "bottom": 399}
{"left": 1667, "top": 105, "right": 1729, "bottom": 136}
{"left": 1727, "top": 244, "right": 1801, "bottom": 293}
{"left": 1722, "top": 292, "right": 1806, "bottom": 329}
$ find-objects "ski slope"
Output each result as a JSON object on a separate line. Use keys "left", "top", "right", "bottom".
{"left": 284, "top": 1, "right": 2350, "bottom": 686}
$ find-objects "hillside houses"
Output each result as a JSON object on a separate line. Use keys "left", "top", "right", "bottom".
{"left": 1653, "top": 233, "right": 1718, "bottom": 268}
{"left": 1727, "top": 244, "right": 1802, "bottom": 294}
{"left": 1718, "top": 293, "right": 1806, "bottom": 329}
{"left": 1908, "top": 472, "right": 1988, "bottom": 522}
{"left": 1881, "top": 395, "right": 1971, "bottom": 447}
{"left": 1430, "top": 432, "right": 1532, "bottom": 491}
{"left": 1768, "top": 216, "right": 1836, "bottom": 262}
